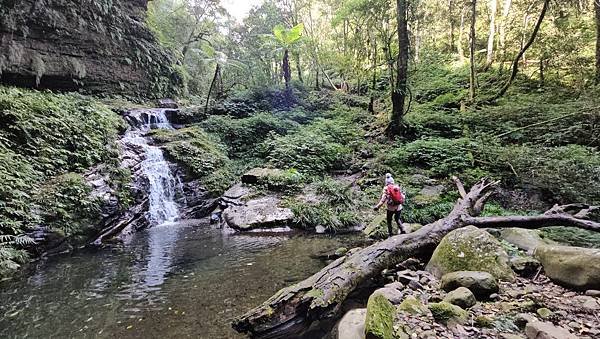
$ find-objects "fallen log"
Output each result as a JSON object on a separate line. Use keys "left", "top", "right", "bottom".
{"left": 231, "top": 178, "right": 599, "bottom": 338}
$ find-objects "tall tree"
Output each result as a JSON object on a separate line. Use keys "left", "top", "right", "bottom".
{"left": 485, "top": 0, "right": 498, "bottom": 68}
{"left": 494, "top": 0, "right": 550, "bottom": 100}
{"left": 387, "top": 0, "right": 410, "bottom": 136}
{"left": 595, "top": 0, "right": 600, "bottom": 84}
{"left": 272, "top": 23, "right": 304, "bottom": 91}
{"left": 469, "top": 0, "right": 477, "bottom": 101}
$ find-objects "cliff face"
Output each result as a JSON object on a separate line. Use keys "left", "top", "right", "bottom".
{"left": 0, "top": 0, "right": 180, "bottom": 97}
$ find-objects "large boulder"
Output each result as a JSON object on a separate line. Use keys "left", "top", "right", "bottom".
{"left": 241, "top": 168, "right": 284, "bottom": 184}
{"left": 426, "top": 226, "right": 515, "bottom": 281}
{"left": 222, "top": 196, "right": 294, "bottom": 230}
{"left": 535, "top": 245, "right": 600, "bottom": 290}
{"left": 500, "top": 228, "right": 550, "bottom": 254}
{"left": 336, "top": 308, "right": 367, "bottom": 339}
{"left": 441, "top": 271, "right": 499, "bottom": 299}
{"left": 364, "top": 294, "right": 395, "bottom": 339}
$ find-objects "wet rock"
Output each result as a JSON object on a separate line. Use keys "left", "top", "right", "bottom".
{"left": 428, "top": 302, "right": 468, "bottom": 325}
{"left": 443, "top": 287, "right": 477, "bottom": 309}
{"left": 336, "top": 308, "right": 366, "bottom": 339}
{"left": 500, "top": 228, "right": 550, "bottom": 254}
{"left": 440, "top": 271, "right": 499, "bottom": 299}
{"left": 535, "top": 245, "right": 600, "bottom": 290}
{"left": 241, "top": 168, "right": 284, "bottom": 184}
{"left": 510, "top": 257, "right": 541, "bottom": 278}
{"left": 426, "top": 226, "right": 515, "bottom": 281}
{"left": 365, "top": 294, "right": 395, "bottom": 339}
{"left": 222, "top": 196, "right": 294, "bottom": 230}
{"left": 525, "top": 321, "right": 577, "bottom": 339}
{"left": 499, "top": 333, "right": 526, "bottom": 339}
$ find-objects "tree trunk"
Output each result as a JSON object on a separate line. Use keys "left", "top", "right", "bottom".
{"left": 315, "top": 66, "right": 320, "bottom": 90}
{"left": 295, "top": 52, "right": 303, "bottom": 84}
{"left": 498, "top": 0, "right": 512, "bottom": 68}
{"left": 283, "top": 49, "right": 291, "bottom": 89}
{"left": 485, "top": 0, "right": 498, "bottom": 68}
{"left": 387, "top": 0, "right": 409, "bottom": 137}
{"left": 449, "top": 0, "right": 456, "bottom": 51}
{"left": 469, "top": 0, "right": 477, "bottom": 102}
{"left": 231, "top": 177, "right": 599, "bottom": 338}
{"left": 494, "top": 0, "right": 549, "bottom": 100}
{"left": 458, "top": 7, "right": 466, "bottom": 61}
{"left": 595, "top": 0, "right": 600, "bottom": 84}
{"left": 204, "top": 63, "right": 221, "bottom": 114}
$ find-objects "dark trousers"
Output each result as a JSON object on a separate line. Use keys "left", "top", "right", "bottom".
{"left": 386, "top": 210, "right": 403, "bottom": 237}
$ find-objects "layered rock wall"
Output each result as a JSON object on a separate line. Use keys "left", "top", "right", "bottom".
{"left": 0, "top": 0, "right": 180, "bottom": 96}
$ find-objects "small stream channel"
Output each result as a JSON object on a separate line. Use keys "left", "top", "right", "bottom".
{"left": 0, "top": 109, "right": 362, "bottom": 338}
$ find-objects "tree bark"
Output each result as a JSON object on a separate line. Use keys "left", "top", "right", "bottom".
{"left": 295, "top": 52, "right": 303, "bottom": 84}
{"left": 449, "top": 0, "right": 456, "bottom": 51}
{"left": 469, "top": 0, "right": 477, "bottom": 102}
{"left": 458, "top": 7, "right": 467, "bottom": 61}
{"left": 498, "top": 0, "right": 512, "bottom": 71}
{"left": 493, "top": 0, "right": 549, "bottom": 101}
{"left": 231, "top": 177, "right": 599, "bottom": 338}
{"left": 485, "top": 0, "right": 498, "bottom": 68}
{"left": 595, "top": 0, "right": 600, "bottom": 84}
{"left": 283, "top": 49, "right": 291, "bottom": 89}
{"left": 204, "top": 63, "right": 221, "bottom": 114}
{"left": 387, "top": 0, "right": 409, "bottom": 137}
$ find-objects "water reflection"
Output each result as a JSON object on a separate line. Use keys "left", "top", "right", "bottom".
{"left": 0, "top": 221, "right": 360, "bottom": 338}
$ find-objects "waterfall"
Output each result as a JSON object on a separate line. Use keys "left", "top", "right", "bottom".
{"left": 123, "top": 109, "right": 181, "bottom": 226}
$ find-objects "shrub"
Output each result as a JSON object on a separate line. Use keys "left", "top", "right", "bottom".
{"left": 35, "top": 173, "right": 101, "bottom": 236}
{"left": 482, "top": 144, "right": 600, "bottom": 204}
{"left": 385, "top": 137, "right": 474, "bottom": 177}
{"left": 266, "top": 117, "right": 361, "bottom": 174}
{"left": 200, "top": 113, "right": 298, "bottom": 156}
{"left": 151, "top": 126, "right": 235, "bottom": 195}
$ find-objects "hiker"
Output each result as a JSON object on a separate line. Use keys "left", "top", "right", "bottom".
{"left": 373, "top": 173, "right": 405, "bottom": 237}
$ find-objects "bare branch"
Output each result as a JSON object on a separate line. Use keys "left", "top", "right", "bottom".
{"left": 452, "top": 175, "right": 467, "bottom": 199}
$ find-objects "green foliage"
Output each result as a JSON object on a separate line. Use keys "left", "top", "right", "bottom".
{"left": 482, "top": 144, "right": 600, "bottom": 204}
{"left": 266, "top": 117, "right": 361, "bottom": 174}
{"left": 0, "top": 86, "right": 126, "bottom": 276}
{"left": 200, "top": 113, "right": 298, "bottom": 156}
{"left": 286, "top": 178, "right": 364, "bottom": 231}
{"left": 539, "top": 226, "right": 600, "bottom": 249}
{"left": 0, "top": 235, "right": 33, "bottom": 277}
{"left": 151, "top": 126, "right": 234, "bottom": 195}
{"left": 35, "top": 173, "right": 101, "bottom": 236}
{"left": 385, "top": 138, "right": 474, "bottom": 177}
{"left": 272, "top": 23, "right": 304, "bottom": 47}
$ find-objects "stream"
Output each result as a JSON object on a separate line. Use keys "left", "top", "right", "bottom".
{"left": 0, "top": 109, "right": 361, "bottom": 338}
{"left": 0, "top": 221, "right": 358, "bottom": 338}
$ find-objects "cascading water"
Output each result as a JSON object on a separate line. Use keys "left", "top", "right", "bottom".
{"left": 123, "top": 109, "right": 181, "bottom": 226}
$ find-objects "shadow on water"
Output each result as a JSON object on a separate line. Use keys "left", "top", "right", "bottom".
{"left": 0, "top": 220, "right": 362, "bottom": 338}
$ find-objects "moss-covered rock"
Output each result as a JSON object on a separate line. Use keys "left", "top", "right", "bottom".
{"left": 426, "top": 226, "right": 515, "bottom": 281}
{"left": 365, "top": 294, "right": 395, "bottom": 339}
{"left": 398, "top": 295, "right": 429, "bottom": 315}
{"left": 474, "top": 315, "right": 494, "bottom": 328}
{"left": 428, "top": 301, "right": 468, "bottom": 325}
